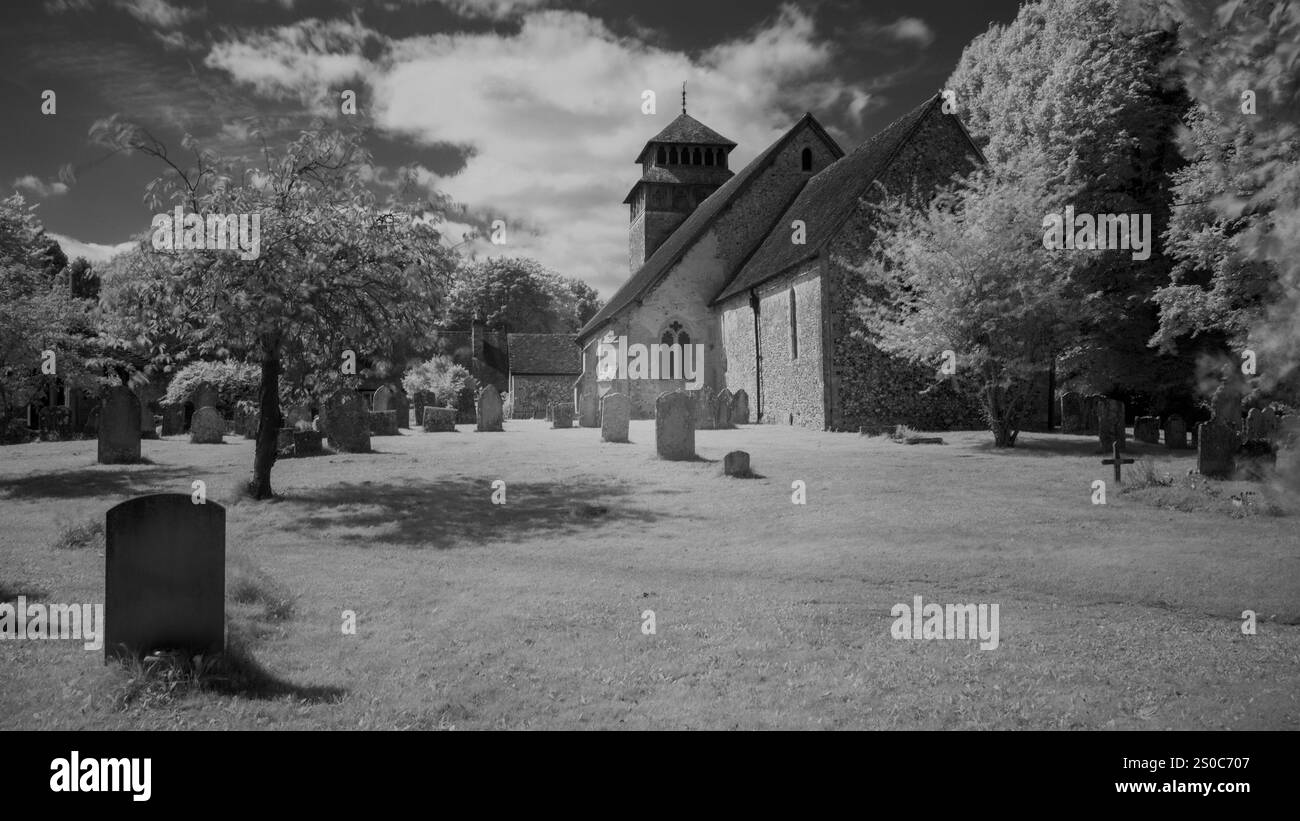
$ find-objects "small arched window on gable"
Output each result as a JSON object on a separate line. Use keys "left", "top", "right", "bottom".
{"left": 801, "top": 147, "right": 813, "bottom": 172}
{"left": 660, "top": 321, "right": 691, "bottom": 379}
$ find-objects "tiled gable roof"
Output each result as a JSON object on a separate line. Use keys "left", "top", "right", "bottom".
{"left": 714, "top": 95, "right": 967, "bottom": 303}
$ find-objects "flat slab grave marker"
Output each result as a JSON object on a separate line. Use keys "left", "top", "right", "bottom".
{"left": 104, "top": 494, "right": 224, "bottom": 662}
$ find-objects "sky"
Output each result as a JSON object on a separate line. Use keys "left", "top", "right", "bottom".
{"left": 0, "top": 0, "right": 1023, "bottom": 297}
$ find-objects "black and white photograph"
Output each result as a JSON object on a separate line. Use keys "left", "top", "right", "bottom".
{"left": 0, "top": 0, "right": 1296, "bottom": 793}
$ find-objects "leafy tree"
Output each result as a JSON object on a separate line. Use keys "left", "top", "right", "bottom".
{"left": 854, "top": 164, "right": 1081, "bottom": 447}
{"left": 1136, "top": 0, "right": 1300, "bottom": 402}
{"left": 402, "top": 355, "right": 477, "bottom": 409}
{"left": 947, "top": 0, "right": 1190, "bottom": 398}
{"left": 160, "top": 360, "right": 263, "bottom": 414}
{"left": 94, "top": 119, "right": 458, "bottom": 498}
{"left": 445, "top": 256, "right": 602, "bottom": 333}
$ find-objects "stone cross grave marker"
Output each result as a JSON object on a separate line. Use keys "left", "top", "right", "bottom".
{"left": 104, "top": 494, "right": 225, "bottom": 661}
{"left": 1102, "top": 442, "right": 1135, "bottom": 483}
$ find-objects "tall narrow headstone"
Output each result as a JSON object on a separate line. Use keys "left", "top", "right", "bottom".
{"left": 656, "top": 390, "right": 695, "bottom": 460}
{"left": 189, "top": 407, "right": 226, "bottom": 444}
{"left": 104, "top": 494, "right": 225, "bottom": 661}
{"left": 693, "top": 386, "right": 716, "bottom": 430}
{"left": 1164, "top": 415, "right": 1187, "bottom": 449}
{"left": 731, "top": 389, "right": 750, "bottom": 425}
{"left": 1059, "top": 392, "right": 1083, "bottom": 434}
{"left": 1197, "top": 422, "right": 1237, "bottom": 478}
{"left": 321, "top": 393, "right": 371, "bottom": 452}
{"left": 1097, "top": 398, "right": 1126, "bottom": 452}
{"left": 138, "top": 395, "right": 158, "bottom": 440}
{"left": 1082, "top": 394, "right": 1103, "bottom": 436}
{"left": 601, "top": 392, "right": 630, "bottom": 443}
{"left": 715, "top": 388, "right": 734, "bottom": 429}
{"left": 577, "top": 391, "right": 599, "bottom": 428}
{"left": 97, "top": 385, "right": 141, "bottom": 464}
{"left": 476, "top": 385, "right": 504, "bottom": 432}
{"left": 160, "top": 406, "right": 184, "bottom": 436}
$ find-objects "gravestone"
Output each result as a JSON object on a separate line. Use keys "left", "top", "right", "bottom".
{"left": 1097, "top": 398, "right": 1126, "bottom": 452}
{"left": 104, "top": 494, "right": 224, "bottom": 661}
{"left": 138, "top": 396, "right": 158, "bottom": 439}
{"left": 1133, "top": 416, "right": 1160, "bottom": 444}
{"left": 422, "top": 406, "right": 457, "bottom": 432}
{"left": 1101, "top": 442, "right": 1135, "bottom": 483}
{"left": 160, "top": 406, "right": 184, "bottom": 437}
{"left": 193, "top": 382, "right": 219, "bottom": 411}
{"left": 476, "top": 385, "right": 504, "bottom": 432}
{"left": 368, "top": 410, "right": 399, "bottom": 436}
{"left": 693, "top": 386, "right": 716, "bottom": 430}
{"left": 715, "top": 388, "right": 734, "bottom": 429}
{"left": 600, "top": 392, "right": 630, "bottom": 443}
{"left": 1197, "top": 422, "right": 1237, "bottom": 478}
{"left": 189, "top": 407, "right": 226, "bottom": 444}
{"left": 655, "top": 390, "right": 695, "bottom": 460}
{"left": 577, "top": 391, "right": 598, "bottom": 428}
{"left": 1245, "top": 408, "right": 1273, "bottom": 442}
{"left": 1164, "top": 415, "right": 1188, "bottom": 449}
{"left": 276, "top": 428, "right": 296, "bottom": 452}
{"left": 1082, "top": 395, "right": 1103, "bottom": 436}
{"left": 97, "top": 385, "right": 141, "bottom": 464}
{"left": 293, "top": 430, "right": 324, "bottom": 456}
{"left": 1059, "top": 392, "right": 1084, "bottom": 434}
{"left": 321, "top": 393, "right": 371, "bottom": 452}
{"left": 373, "top": 385, "right": 411, "bottom": 428}
{"left": 731, "top": 389, "right": 750, "bottom": 425}
{"left": 550, "top": 402, "right": 574, "bottom": 429}
{"left": 724, "top": 450, "right": 751, "bottom": 477}
{"left": 1210, "top": 380, "right": 1242, "bottom": 431}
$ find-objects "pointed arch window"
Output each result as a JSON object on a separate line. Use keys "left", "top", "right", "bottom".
{"left": 660, "top": 321, "right": 691, "bottom": 379}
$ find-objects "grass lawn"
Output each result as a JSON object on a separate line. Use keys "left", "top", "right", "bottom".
{"left": 2, "top": 421, "right": 1298, "bottom": 729}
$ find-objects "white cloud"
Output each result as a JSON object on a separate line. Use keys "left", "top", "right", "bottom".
{"left": 12, "top": 175, "right": 69, "bottom": 198}
{"left": 203, "top": 4, "right": 879, "bottom": 297}
{"left": 48, "top": 233, "right": 137, "bottom": 264}
{"left": 116, "top": 0, "right": 198, "bottom": 29}
{"left": 859, "top": 16, "right": 935, "bottom": 48}
{"left": 440, "top": 0, "right": 551, "bottom": 19}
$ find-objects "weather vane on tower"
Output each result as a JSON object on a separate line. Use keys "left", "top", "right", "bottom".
{"left": 682, "top": 81, "right": 687, "bottom": 114}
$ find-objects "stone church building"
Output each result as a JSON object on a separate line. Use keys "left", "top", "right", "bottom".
{"left": 574, "top": 94, "right": 991, "bottom": 430}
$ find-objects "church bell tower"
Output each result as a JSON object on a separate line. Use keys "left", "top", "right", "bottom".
{"left": 624, "top": 85, "right": 736, "bottom": 271}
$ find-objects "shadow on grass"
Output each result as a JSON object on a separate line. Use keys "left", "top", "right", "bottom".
{"left": 0, "top": 580, "right": 49, "bottom": 602}
{"left": 112, "top": 631, "right": 347, "bottom": 707}
{"left": 970, "top": 434, "right": 1177, "bottom": 459}
{"left": 0, "top": 464, "right": 193, "bottom": 500}
{"left": 279, "top": 477, "right": 676, "bottom": 548}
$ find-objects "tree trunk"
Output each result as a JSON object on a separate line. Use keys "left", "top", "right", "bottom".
{"left": 986, "top": 384, "right": 1019, "bottom": 448}
{"left": 248, "top": 348, "right": 283, "bottom": 500}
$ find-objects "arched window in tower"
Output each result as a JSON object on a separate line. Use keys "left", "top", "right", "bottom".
{"left": 704, "top": 148, "right": 713, "bottom": 166}
{"left": 801, "top": 147, "right": 813, "bottom": 172}
{"left": 693, "top": 147, "right": 702, "bottom": 165}
{"left": 656, "top": 146, "right": 666, "bottom": 164}
{"left": 669, "top": 146, "right": 679, "bottom": 165}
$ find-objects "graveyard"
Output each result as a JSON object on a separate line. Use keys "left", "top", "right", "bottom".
{"left": 2, "top": 416, "right": 1298, "bottom": 730}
